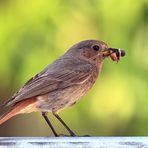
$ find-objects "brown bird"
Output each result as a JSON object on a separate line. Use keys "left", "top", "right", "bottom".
{"left": 0, "top": 40, "right": 125, "bottom": 136}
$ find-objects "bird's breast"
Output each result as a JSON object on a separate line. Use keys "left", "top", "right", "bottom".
{"left": 82, "top": 65, "right": 99, "bottom": 94}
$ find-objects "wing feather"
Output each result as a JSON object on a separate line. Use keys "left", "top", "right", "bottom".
{"left": 5, "top": 57, "right": 94, "bottom": 106}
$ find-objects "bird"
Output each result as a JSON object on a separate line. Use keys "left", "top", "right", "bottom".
{"left": 0, "top": 40, "right": 125, "bottom": 136}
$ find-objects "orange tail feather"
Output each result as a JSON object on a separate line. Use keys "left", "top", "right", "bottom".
{"left": 0, "top": 98, "right": 37, "bottom": 125}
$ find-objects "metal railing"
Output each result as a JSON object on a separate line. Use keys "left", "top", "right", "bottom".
{"left": 0, "top": 137, "right": 148, "bottom": 148}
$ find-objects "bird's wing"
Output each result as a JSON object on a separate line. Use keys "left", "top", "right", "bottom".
{"left": 5, "top": 58, "right": 94, "bottom": 106}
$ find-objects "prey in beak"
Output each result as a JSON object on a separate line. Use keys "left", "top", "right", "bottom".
{"left": 102, "top": 48, "right": 126, "bottom": 62}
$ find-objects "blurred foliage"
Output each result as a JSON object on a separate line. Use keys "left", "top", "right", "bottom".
{"left": 0, "top": 0, "right": 148, "bottom": 136}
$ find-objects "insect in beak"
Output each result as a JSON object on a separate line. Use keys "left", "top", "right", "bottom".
{"left": 108, "top": 48, "right": 126, "bottom": 62}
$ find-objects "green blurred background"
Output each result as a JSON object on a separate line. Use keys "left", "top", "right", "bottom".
{"left": 0, "top": 0, "right": 148, "bottom": 136}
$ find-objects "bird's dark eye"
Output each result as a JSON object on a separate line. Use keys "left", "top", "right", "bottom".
{"left": 93, "top": 45, "right": 100, "bottom": 51}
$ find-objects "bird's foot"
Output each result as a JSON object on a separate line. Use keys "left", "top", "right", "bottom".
{"left": 57, "top": 133, "right": 90, "bottom": 137}
{"left": 81, "top": 135, "right": 91, "bottom": 137}
{"left": 57, "top": 133, "right": 77, "bottom": 137}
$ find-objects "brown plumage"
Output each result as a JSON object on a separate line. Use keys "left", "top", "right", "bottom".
{"left": 0, "top": 98, "right": 37, "bottom": 125}
{"left": 0, "top": 40, "right": 125, "bottom": 136}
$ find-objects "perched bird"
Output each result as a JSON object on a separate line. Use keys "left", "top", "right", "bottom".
{"left": 0, "top": 40, "right": 125, "bottom": 136}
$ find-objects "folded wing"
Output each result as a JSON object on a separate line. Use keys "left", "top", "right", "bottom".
{"left": 4, "top": 57, "right": 93, "bottom": 106}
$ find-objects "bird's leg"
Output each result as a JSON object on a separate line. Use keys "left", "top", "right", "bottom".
{"left": 42, "top": 112, "right": 58, "bottom": 137}
{"left": 53, "top": 113, "right": 76, "bottom": 137}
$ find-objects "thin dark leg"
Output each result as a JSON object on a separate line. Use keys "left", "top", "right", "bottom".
{"left": 42, "top": 112, "right": 58, "bottom": 137}
{"left": 53, "top": 113, "right": 76, "bottom": 136}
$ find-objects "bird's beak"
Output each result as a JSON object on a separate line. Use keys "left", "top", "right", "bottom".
{"left": 101, "top": 48, "right": 112, "bottom": 58}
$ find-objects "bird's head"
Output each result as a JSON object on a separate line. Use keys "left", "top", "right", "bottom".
{"left": 67, "top": 40, "right": 125, "bottom": 65}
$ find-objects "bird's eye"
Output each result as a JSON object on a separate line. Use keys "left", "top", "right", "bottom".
{"left": 93, "top": 45, "right": 100, "bottom": 51}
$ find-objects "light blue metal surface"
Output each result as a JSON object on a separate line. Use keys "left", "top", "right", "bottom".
{"left": 0, "top": 137, "right": 148, "bottom": 148}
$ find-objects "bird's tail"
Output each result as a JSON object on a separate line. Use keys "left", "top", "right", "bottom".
{"left": 0, "top": 98, "right": 37, "bottom": 125}
{"left": 0, "top": 98, "right": 12, "bottom": 109}
{"left": 0, "top": 107, "right": 19, "bottom": 125}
